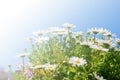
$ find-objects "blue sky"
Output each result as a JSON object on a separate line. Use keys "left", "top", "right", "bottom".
{"left": 0, "top": 0, "right": 120, "bottom": 70}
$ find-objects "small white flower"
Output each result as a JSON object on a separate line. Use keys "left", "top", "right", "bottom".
{"left": 16, "top": 53, "right": 29, "bottom": 58}
{"left": 98, "top": 47, "right": 109, "bottom": 52}
{"left": 90, "top": 45, "right": 98, "bottom": 49}
{"left": 48, "top": 27, "right": 67, "bottom": 36}
{"left": 98, "top": 28, "right": 109, "bottom": 35}
{"left": 16, "top": 62, "right": 23, "bottom": 68}
{"left": 80, "top": 41, "right": 93, "bottom": 47}
{"left": 115, "top": 38, "right": 120, "bottom": 45}
{"left": 56, "top": 31, "right": 68, "bottom": 36}
{"left": 31, "top": 65, "right": 45, "bottom": 69}
{"left": 97, "top": 39, "right": 113, "bottom": 48}
{"left": 75, "top": 31, "right": 83, "bottom": 37}
{"left": 63, "top": 23, "right": 75, "bottom": 30}
{"left": 102, "top": 41, "right": 112, "bottom": 46}
{"left": 33, "top": 30, "right": 46, "bottom": 36}
{"left": 90, "top": 45, "right": 109, "bottom": 52}
{"left": 69, "top": 57, "right": 87, "bottom": 67}
{"left": 115, "top": 48, "right": 120, "bottom": 52}
{"left": 94, "top": 73, "right": 106, "bottom": 80}
{"left": 35, "top": 37, "right": 49, "bottom": 43}
{"left": 44, "top": 63, "right": 57, "bottom": 70}
{"left": 88, "top": 28, "right": 99, "bottom": 34}
{"left": 48, "top": 27, "right": 65, "bottom": 33}
{"left": 27, "top": 62, "right": 33, "bottom": 67}
{"left": 8, "top": 64, "right": 11, "bottom": 66}
{"left": 76, "top": 40, "right": 80, "bottom": 44}
{"left": 105, "top": 37, "right": 113, "bottom": 42}
{"left": 103, "top": 31, "right": 115, "bottom": 37}
{"left": 26, "top": 36, "right": 34, "bottom": 41}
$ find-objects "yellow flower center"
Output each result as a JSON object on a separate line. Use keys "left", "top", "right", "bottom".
{"left": 48, "top": 65, "right": 53, "bottom": 69}
{"left": 40, "top": 38, "right": 44, "bottom": 43}
{"left": 75, "top": 59, "right": 80, "bottom": 64}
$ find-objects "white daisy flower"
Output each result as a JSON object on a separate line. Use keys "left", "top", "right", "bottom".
{"left": 102, "top": 41, "right": 112, "bottom": 46}
{"left": 97, "top": 39, "right": 113, "bottom": 48}
{"left": 115, "top": 38, "right": 120, "bottom": 45}
{"left": 98, "top": 28, "right": 109, "bottom": 35}
{"left": 44, "top": 63, "right": 57, "bottom": 70}
{"left": 57, "top": 32, "right": 68, "bottom": 36}
{"left": 69, "top": 57, "right": 87, "bottom": 67}
{"left": 75, "top": 31, "right": 83, "bottom": 37}
{"left": 16, "top": 53, "right": 29, "bottom": 58}
{"left": 88, "top": 28, "right": 99, "bottom": 34}
{"left": 16, "top": 62, "right": 23, "bottom": 68}
{"left": 94, "top": 73, "right": 106, "bottom": 80}
{"left": 33, "top": 30, "right": 46, "bottom": 36}
{"left": 76, "top": 40, "right": 80, "bottom": 44}
{"left": 35, "top": 37, "right": 49, "bottom": 43}
{"left": 80, "top": 41, "right": 93, "bottom": 47}
{"left": 31, "top": 65, "right": 45, "bottom": 69}
{"left": 90, "top": 45, "right": 109, "bottom": 52}
{"left": 27, "top": 62, "right": 33, "bottom": 67}
{"left": 8, "top": 64, "right": 12, "bottom": 67}
{"left": 98, "top": 47, "right": 109, "bottom": 52}
{"left": 26, "top": 36, "right": 34, "bottom": 41}
{"left": 115, "top": 48, "right": 120, "bottom": 52}
{"left": 103, "top": 31, "right": 115, "bottom": 37}
{"left": 48, "top": 27, "right": 66, "bottom": 33}
{"left": 63, "top": 23, "right": 75, "bottom": 30}
{"left": 48, "top": 27, "right": 67, "bottom": 36}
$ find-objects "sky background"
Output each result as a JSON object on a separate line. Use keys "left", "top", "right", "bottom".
{"left": 0, "top": 0, "right": 120, "bottom": 70}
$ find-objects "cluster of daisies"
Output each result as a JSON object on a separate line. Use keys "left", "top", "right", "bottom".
{"left": 30, "top": 57, "right": 86, "bottom": 70}
{"left": 27, "top": 23, "right": 74, "bottom": 44}
{"left": 27, "top": 23, "right": 120, "bottom": 53}
{"left": 14, "top": 23, "right": 120, "bottom": 80}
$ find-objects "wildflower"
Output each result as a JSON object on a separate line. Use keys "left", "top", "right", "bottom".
{"left": 8, "top": 64, "right": 11, "bottom": 68}
{"left": 90, "top": 45, "right": 109, "bottom": 52}
{"left": 115, "top": 48, "right": 120, "bottom": 52}
{"left": 103, "top": 41, "right": 113, "bottom": 48}
{"left": 76, "top": 40, "right": 80, "bottom": 44}
{"left": 80, "top": 41, "right": 93, "bottom": 47}
{"left": 26, "top": 36, "right": 33, "bottom": 41}
{"left": 115, "top": 38, "right": 120, "bottom": 45}
{"left": 16, "top": 62, "right": 23, "bottom": 69}
{"left": 103, "top": 31, "right": 115, "bottom": 37}
{"left": 75, "top": 31, "right": 83, "bottom": 37}
{"left": 48, "top": 27, "right": 66, "bottom": 33}
{"left": 8, "top": 64, "right": 12, "bottom": 72}
{"left": 98, "top": 28, "right": 109, "bottom": 35}
{"left": 33, "top": 30, "right": 46, "bottom": 36}
{"left": 94, "top": 73, "right": 106, "bottom": 80}
{"left": 98, "top": 46, "right": 108, "bottom": 52}
{"left": 16, "top": 53, "right": 29, "bottom": 58}
{"left": 63, "top": 23, "right": 75, "bottom": 30}
{"left": 97, "top": 39, "right": 113, "bottom": 48}
{"left": 25, "top": 67, "right": 33, "bottom": 80}
{"left": 105, "top": 37, "right": 113, "bottom": 42}
{"left": 27, "top": 62, "right": 33, "bottom": 67}
{"left": 69, "top": 57, "right": 87, "bottom": 67}
{"left": 56, "top": 31, "right": 68, "bottom": 36}
{"left": 31, "top": 65, "right": 45, "bottom": 69}
{"left": 35, "top": 37, "right": 49, "bottom": 43}
{"left": 88, "top": 28, "right": 99, "bottom": 34}
{"left": 48, "top": 27, "right": 67, "bottom": 36}
{"left": 44, "top": 63, "right": 57, "bottom": 70}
